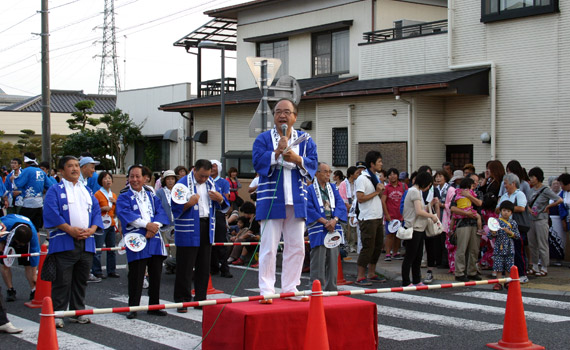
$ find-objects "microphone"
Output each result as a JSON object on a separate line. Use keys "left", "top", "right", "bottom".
{"left": 281, "top": 124, "right": 288, "bottom": 137}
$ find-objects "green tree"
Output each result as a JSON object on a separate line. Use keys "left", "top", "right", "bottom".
{"left": 61, "top": 129, "right": 112, "bottom": 168}
{"left": 0, "top": 131, "right": 22, "bottom": 167}
{"left": 50, "top": 134, "right": 67, "bottom": 169}
{"left": 100, "top": 109, "right": 144, "bottom": 173}
{"left": 67, "top": 100, "right": 100, "bottom": 131}
{"left": 16, "top": 129, "right": 42, "bottom": 156}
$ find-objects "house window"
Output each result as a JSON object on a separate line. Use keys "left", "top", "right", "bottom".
{"left": 258, "top": 39, "right": 288, "bottom": 79}
{"left": 225, "top": 150, "right": 255, "bottom": 178}
{"left": 134, "top": 137, "right": 170, "bottom": 172}
{"left": 481, "top": 0, "right": 559, "bottom": 23}
{"left": 446, "top": 145, "right": 473, "bottom": 171}
{"left": 332, "top": 128, "right": 348, "bottom": 167}
{"left": 312, "top": 29, "right": 349, "bottom": 77}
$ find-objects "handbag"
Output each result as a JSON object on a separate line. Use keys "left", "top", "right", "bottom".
{"left": 513, "top": 196, "right": 532, "bottom": 233}
{"left": 425, "top": 206, "right": 443, "bottom": 237}
{"left": 41, "top": 254, "right": 57, "bottom": 282}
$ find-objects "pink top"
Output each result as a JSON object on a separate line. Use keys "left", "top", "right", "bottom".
{"left": 442, "top": 186, "right": 456, "bottom": 232}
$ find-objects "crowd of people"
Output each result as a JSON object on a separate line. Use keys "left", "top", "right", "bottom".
{"left": 0, "top": 97, "right": 569, "bottom": 333}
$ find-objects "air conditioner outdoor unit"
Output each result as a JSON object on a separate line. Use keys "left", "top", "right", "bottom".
{"left": 393, "top": 19, "right": 425, "bottom": 38}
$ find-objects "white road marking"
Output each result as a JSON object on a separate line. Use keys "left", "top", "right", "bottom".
{"left": 455, "top": 291, "right": 570, "bottom": 311}
{"left": 340, "top": 285, "right": 570, "bottom": 323}
{"left": 85, "top": 304, "right": 203, "bottom": 349}
{"left": 377, "top": 324, "right": 439, "bottom": 341}
{"left": 7, "top": 314, "right": 113, "bottom": 350}
{"left": 230, "top": 265, "right": 311, "bottom": 280}
{"left": 109, "top": 293, "right": 234, "bottom": 323}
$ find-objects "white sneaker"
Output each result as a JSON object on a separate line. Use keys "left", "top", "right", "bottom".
{"left": 423, "top": 270, "right": 433, "bottom": 284}
{"left": 55, "top": 318, "right": 64, "bottom": 328}
{"left": 87, "top": 274, "right": 102, "bottom": 283}
{"left": 142, "top": 276, "right": 149, "bottom": 289}
{"left": 69, "top": 315, "right": 91, "bottom": 324}
{"left": 0, "top": 322, "right": 23, "bottom": 334}
{"left": 520, "top": 275, "right": 529, "bottom": 284}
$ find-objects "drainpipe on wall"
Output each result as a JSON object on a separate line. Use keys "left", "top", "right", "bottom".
{"left": 396, "top": 95, "right": 412, "bottom": 173}
{"left": 448, "top": 0, "right": 496, "bottom": 160}
{"left": 348, "top": 104, "right": 355, "bottom": 167}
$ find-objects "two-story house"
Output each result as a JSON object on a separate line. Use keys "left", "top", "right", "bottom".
{"left": 161, "top": 0, "right": 566, "bottom": 178}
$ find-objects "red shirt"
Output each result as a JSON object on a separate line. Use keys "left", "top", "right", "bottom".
{"left": 384, "top": 181, "right": 407, "bottom": 221}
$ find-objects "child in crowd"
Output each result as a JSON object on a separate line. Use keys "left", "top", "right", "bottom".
{"left": 450, "top": 178, "right": 484, "bottom": 235}
{"left": 489, "top": 200, "right": 519, "bottom": 291}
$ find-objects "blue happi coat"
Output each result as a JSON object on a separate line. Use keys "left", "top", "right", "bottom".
{"left": 5, "top": 169, "right": 23, "bottom": 207}
{"left": 306, "top": 182, "right": 347, "bottom": 249}
{"left": 0, "top": 214, "right": 40, "bottom": 267}
{"left": 171, "top": 172, "right": 229, "bottom": 247}
{"left": 14, "top": 166, "right": 49, "bottom": 207}
{"left": 43, "top": 182, "right": 103, "bottom": 254}
{"left": 116, "top": 187, "right": 171, "bottom": 263}
{"left": 252, "top": 128, "right": 318, "bottom": 220}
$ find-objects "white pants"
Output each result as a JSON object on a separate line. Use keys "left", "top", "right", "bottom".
{"left": 258, "top": 205, "right": 306, "bottom": 296}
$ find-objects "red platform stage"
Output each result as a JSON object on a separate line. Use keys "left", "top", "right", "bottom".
{"left": 202, "top": 296, "right": 378, "bottom": 350}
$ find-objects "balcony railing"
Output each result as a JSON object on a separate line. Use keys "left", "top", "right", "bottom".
{"left": 199, "top": 78, "right": 237, "bottom": 97}
{"left": 363, "top": 19, "right": 448, "bottom": 44}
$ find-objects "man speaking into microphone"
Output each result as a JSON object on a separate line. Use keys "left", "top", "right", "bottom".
{"left": 252, "top": 98, "right": 318, "bottom": 303}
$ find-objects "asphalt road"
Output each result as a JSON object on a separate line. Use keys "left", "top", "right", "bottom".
{"left": 2, "top": 253, "right": 569, "bottom": 349}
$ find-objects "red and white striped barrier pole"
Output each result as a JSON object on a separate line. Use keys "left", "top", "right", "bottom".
{"left": 50, "top": 278, "right": 512, "bottom": 318}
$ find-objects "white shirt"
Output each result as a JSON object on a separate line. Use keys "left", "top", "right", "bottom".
{"left": 196, "top": 181, "right": 210, "bottom": 218}
{"left": 354, "top": 170, "right": 383, "bottom": 221}
{"left": 62, "top": 179, "right": 91, "bottom": 229}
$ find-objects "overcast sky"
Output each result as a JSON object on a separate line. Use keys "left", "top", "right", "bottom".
{"left": 0, "top": 0, "right": 243, "bottom": 97}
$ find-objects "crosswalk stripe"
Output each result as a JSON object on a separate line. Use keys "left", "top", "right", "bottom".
{"left": 377, "top": 305, "right": 502, "bottom": 331}
{"left": 454, "top": 291, "right": 570, "bottom": 311}
{"left": 109, "top": 293, "right": 234, "bottom": 323}
{"left": 85, "top": 304, "right": 203, "bottom": 349}
{"left": 340, "top": 285, "right": 570, "bottom": 323}
{"left": 377, "top": 324, "right": 439, "bottom": 341}
{"left": 7, "top": 314, "right": 114, "bottom": 350}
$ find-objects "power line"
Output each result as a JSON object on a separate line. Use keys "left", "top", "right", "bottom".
{"left": 0, "top": 12, "right": 38, "bottom": 35}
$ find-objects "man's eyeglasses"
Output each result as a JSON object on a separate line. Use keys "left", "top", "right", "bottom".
{"left": 274, "top": 109, "right": 293, "bottom": 117}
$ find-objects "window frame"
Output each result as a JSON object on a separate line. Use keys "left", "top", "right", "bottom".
{"left": 256, "top": 39, "right": 289, "bottom": 78}
{"left": 225, "top": 150, "right": 255, "bottom": 179}
{"left": 332, "top": 127, "right": 349, "bottom": 167}
{"left": 481, "top": 0, "right": 559, "bottom": 23}
{"left": 311, "top": 28, "right": 350, "bottom": 77}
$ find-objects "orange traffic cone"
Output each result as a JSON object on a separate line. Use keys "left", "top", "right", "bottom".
{"left": 486, "top": 266, "right": 544, "bottom": 350}
{"left": 192, "top": 275, "right": 223, "bottom": 295}
{"left": 37, "top": 297, "right": 58, "bottom": 350}
{"left": 303, "top": 280, "right": 330, "bottom": 350}
{"left": 336, "top": 254, "right": 353, "bottom": 286}
{"left": 26, "top": 244, "right": 51, "bottom": 309}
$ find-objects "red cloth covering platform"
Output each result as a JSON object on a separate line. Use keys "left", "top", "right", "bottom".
{"left": 202, "top": 296, "right": 378, "bottom": 350}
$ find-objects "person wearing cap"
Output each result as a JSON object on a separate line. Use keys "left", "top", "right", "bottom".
{"left": 306, "top": 162, "right": 347, "bottom": 291}
{"left": 92, "top": 171, "right": 119, "bottom": 279}
{"left": 116, "top": 165, "right": 171, "bottom": 319}
{"left": 448, "top": 170, "right": 464, "bottom": 188}
{"left": 43, "top": 156, "right": 104, "bottom": 328}
{"left": 355, "top": 160, "right": 366, "bottom": 177}
{"left": 14, "top": 152, "right": 49, "bottom": 231}
{"left": 0, "top": 214, "right": 40, "bottom": 302}
{"left": 252, "top": 98, "right": 318, "bottom": 303}
{"left": 5, "top": 158, "right": 22, "bottom": 215}
{"left": 79, "top": 156, "right": 101, "bottom": 193}
{"left": 398, "top": 171, "right": 409, "bottom": 187}
{"left": 209, "top": 160, "right": 233, "bottom": 278}
{"left": 156, "top": 170, "right": 178, "bottom": 274}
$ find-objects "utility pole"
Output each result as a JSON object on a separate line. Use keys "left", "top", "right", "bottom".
{"left": 41, "top": 0, "right": 51, "bottom": 163}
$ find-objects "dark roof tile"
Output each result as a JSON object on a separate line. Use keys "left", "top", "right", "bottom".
{"left": 4, "top": 90, "right": 116, "bottom": 114}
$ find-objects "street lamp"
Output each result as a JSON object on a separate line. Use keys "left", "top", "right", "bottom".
{"left": 198, "top": 40, "right": 226, "bottom": 177}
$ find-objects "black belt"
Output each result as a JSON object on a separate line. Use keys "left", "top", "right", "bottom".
{"left": 200, "top": 217, "right": 209, "bottom": 222}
